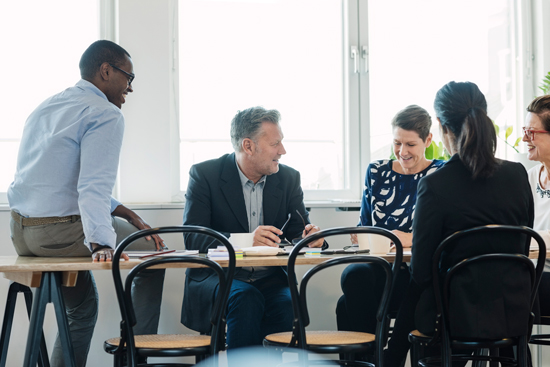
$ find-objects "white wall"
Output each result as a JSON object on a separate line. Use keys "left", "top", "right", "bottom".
{"left": 116, "top": 0, "right": 180, "bottom": 203}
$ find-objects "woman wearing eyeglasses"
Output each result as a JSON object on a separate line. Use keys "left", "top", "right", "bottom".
{"left": 523, "top": 95, "right": 550, "bottom": 317}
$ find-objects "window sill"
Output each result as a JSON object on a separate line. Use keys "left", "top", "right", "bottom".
{"left": 0, "top": 200, "right": 361, "bottom": 213}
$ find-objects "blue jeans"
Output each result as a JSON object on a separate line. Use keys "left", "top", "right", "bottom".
{"left": 219, "top": 273, "right": 293, "bottom": 349}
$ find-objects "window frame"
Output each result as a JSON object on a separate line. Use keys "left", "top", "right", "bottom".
{"left": 1, "top": 0, "right": 542, "bottom": 206}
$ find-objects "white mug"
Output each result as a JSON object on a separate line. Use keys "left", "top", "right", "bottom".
{"left": 357, "top": 233, "right": 390, "bottom": 254}
{"left": 229, "top": 233, "right": 254, "bottom": 248}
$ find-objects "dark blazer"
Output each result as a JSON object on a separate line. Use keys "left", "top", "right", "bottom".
{"left": 181, "top": 153, "right": 312, "bottom": 333}
{"left": 410, "top": 155, "right": 534, "bottom": 337}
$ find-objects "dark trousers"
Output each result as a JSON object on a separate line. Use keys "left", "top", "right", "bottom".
{"left": 218, "top": 274, "right": 293, "bottom": 349}
{"left": 336, "top": 263, "right": 411, "bottom": 334}
{"left": 540, "top": 272, "right": 550, "bottom": 316}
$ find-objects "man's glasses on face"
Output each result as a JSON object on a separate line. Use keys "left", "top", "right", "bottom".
{"left": 522, "top": 127, "right": 550, "bottom": 141}
{"left": 109, "top": 63, "right": 135, "bottom": 86}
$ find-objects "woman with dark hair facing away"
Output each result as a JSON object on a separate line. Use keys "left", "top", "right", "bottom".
{"left": 336, "top": 105, "right": 445, "bottom": 361}
{"left": 383, "top": 81, "right": 533, "bottom": 366}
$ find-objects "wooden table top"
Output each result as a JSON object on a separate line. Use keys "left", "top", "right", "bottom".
{"left": 0, "top": 250, "right": 539, "bottom": 288}
{"left": 0, "top": 252, "right": 407, "bottom": 272}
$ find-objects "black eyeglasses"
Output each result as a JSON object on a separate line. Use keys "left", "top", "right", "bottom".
{"left": 109, "top": 63, "right": 135, "bottom": 85}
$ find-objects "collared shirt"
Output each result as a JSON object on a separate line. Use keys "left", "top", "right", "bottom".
{"left": 236, "top": 160, "right": 266, "bottom": 231}
{"left": 234, "top": 158, "right": 276, "bottom": 281}
{"left": 8, "top": 79, "right": 124, "bottom": 249}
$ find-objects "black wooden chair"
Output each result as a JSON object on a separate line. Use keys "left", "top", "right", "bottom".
{"left": 103, "top": 225, "right": 236, "bottom": 367}
{"left": 408, "top": 225, "right": 546, "bottom": 367}
{"left": 263, "top": 226, "right": 403, "bottom": 367}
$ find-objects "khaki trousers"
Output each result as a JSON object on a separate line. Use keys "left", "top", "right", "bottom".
{"left": 10, "top": 216, "right": 165, "bottom": 367}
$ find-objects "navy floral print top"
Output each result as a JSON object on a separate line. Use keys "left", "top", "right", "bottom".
{"left": 359, "top": 159, "right": 445, "bottom": 231}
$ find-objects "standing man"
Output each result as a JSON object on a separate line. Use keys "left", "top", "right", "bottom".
{"left": 181, "top": 106, "right": 325, "bottom": 349}
{"left": 8, "top": 40, "right": 164, "bottom": 367}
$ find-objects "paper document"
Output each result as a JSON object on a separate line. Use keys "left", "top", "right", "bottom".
{"left": 126, "top": 250, "right": 199, "bottom": 259}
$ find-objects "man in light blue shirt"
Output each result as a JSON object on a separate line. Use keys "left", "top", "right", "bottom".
{"left": 8, "top": 40, "right": 164, "bottom": 367}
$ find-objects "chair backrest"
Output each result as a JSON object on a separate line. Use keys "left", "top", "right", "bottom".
{"left": 287, "top": 226, "right": 403, "bottom": 364}
{"left": 431, "top": 225, "right": 546, "bottom": 341}
{"left": 111, "top": 225, "right": 236, "bottom": 362}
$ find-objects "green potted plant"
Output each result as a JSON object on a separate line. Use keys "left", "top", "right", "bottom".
{"left": 493, "top": 123, "right": 520, "bottom": 153}
{"left": 389, "top": 140, "right": 451, "bottom": 161}
{"left": 539, "top": 71, "right": 550, "bottom": 95}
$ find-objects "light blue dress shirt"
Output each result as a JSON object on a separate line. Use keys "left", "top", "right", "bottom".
{"left": 8, "top": 79, "right": 124, "bottom": 249}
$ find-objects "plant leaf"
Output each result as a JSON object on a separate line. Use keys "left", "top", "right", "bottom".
{"left": 505, "top": 126, "right": 513, "bottom": 139}
{"left": 424, "top": 142, "right": 434, "bottom": 160}
{"left": 514, "top": 137, "right": 521, "bottom": 147}
{"left": 494, "top": 123, "right": 500, "bottom": 136}
{"left": 389, "top": 146, "right": 396, "bottom": 160}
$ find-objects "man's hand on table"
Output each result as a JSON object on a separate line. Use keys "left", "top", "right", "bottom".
{"left": 251, "top": 223, "right": 324, "bottom": 248}
{"left": 252, "top": 225, "right": 283, "bottom": 247}
{"left": 303, "top": 224, "right": 324, "bottom": 248}
{"left": 91, "top": 243, "right": 129, "bottom": 262}
{"left": 112, "top": 204, "right": 167, "bottom": 251}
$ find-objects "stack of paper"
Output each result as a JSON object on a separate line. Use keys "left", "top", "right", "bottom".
{"left": 207, "top": 246, "right": 237, "bottom": 260}
{"left": 241, "top": 246, "right": 284, "bottom": 256}
{"left": 304, "top": 248, "right": 321, "bottom": 257}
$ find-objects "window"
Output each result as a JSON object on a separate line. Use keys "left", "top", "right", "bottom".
{"left": 367, "top": 0, "right": 525, "bottom": 160}
{"left": 0, "top": 0, "right": 100, "bottom": 202}
{"left": 178, "top": 0, "right": 359, "bottom": 200}
{"left": 178, "top": 0, "right": 530, "bottom": 202}
{"left": 1, "top": 0, "right": 536, "bottom": 205}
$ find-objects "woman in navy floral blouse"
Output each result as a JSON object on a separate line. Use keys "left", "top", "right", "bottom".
{"left": 336, "top": 105, "right": 445, "bottom": 363}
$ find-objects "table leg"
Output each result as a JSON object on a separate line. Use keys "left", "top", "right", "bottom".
{"left": 0, "top": 283, "right": 18, "bottom": 366}
{"left": 22, "top": 287, "right": 50, "bottom": 367}
{"left": 0, "top": 282, "right": 49, "bottom": 367}
{"left": 23, "top": 273, "right": 75, "bottom": 367}
{"left": 50, "top": 273, "right": 76, "bottom": 367}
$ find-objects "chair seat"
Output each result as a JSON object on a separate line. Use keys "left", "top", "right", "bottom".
{"left": 265, "top": 330, "right": 375, "bottom": 346}
{"left": 105, "top": 334, "right": 211, "bottom": 349}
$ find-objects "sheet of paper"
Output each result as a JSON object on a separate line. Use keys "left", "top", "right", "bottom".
{"left": 126, "top": 250, "right": 199, "bottom": 258}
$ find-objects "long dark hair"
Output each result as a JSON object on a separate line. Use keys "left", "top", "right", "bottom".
{"left": 434, "top": 81, "right": 498, "bottom": 179}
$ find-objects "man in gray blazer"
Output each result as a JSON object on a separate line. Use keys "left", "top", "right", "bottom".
{"left": 181, "top": 106, "right": 324, "bottom": 349}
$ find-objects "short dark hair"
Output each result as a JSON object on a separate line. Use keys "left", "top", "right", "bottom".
{"left": 391, "top": 105, "right": 432, "bottom": 141}
{"left": 79, "top": 40, "right": 131, "bottom": 80}
{"left": 230, "top": 107, "right": 281, "bottom": 151}
{"left": 526, "top": 95, "right": 550, "bottom": 131}
{"left": 434, "top": 81, "right": 498, "bottom": 179}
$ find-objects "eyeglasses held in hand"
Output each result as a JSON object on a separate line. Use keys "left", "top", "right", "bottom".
{"left": 522, "top": 127, "right": 550, "bottom": 141}
{"left": 295, "top": 210, "right": 306, "bottom": 230}
{"left": 109, "top": 63, "right": 135, "bottom": 86}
